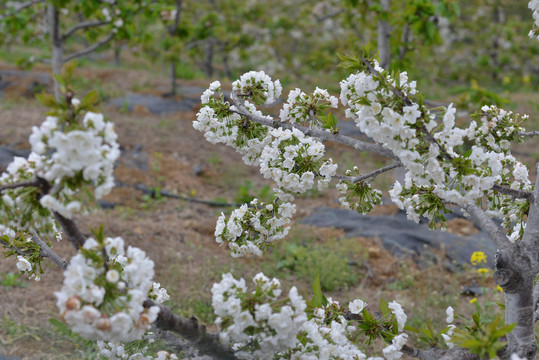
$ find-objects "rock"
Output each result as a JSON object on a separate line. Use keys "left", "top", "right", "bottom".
{"left": 300, "top": 207, "right": 496, "bottom": 268}
{"left": 109, "top": 94, "right": 198, "bottom": 115}
{"left": 119, "top": 145, "right": 149, "bottom": 171}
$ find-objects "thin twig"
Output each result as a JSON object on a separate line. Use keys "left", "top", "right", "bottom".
{"left": 0, "top": 179, "right": 41, "bottom": 193}
{"left": 32, "top": 232, "right": 67, "bottom": 270}
{"left": 335, "top": 162, "right": 402, "bottom": 183}
{"left": 518, "top": 130, "right": 539, "bottom": 137}
{"left": 0, "top": 0, "right": 46, "bottom": 22}
{"left": 0, "top": 238, "right": 33, "bottom": 257}
{"left": 63, "top": 32, "right": 115, "bottom": 62}
{"left": 230, "top": 93, "right": 398, "bottom": 160}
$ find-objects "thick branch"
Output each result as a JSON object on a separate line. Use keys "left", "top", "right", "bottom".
{"left": 230, "top": 93, "right": 398, "bottom": 160}
{"left": 62, "top": 19, "right": 111, "bottom": 41}
{"left": 63, "top": 32, "right": 115, "bottom": 62}
{"left": 0, "top": 179, "right": 41, "bottom": 193}
{"left": 53, "top": 212, "right": 86, "bottom": 249}
{"left": 335, "top": 162, "right": 402, "bottom": 183}
{"left": 464, "top": 204, "right": 512, "bottom": 249}
{"left": 143, "top": 300, "right": 238, "bottom": 360}
{"left": 32, "top": 232, "right": 67, "bottom": 270}
{"left": 0, "top": 0, "right": 46, "bottom": 22}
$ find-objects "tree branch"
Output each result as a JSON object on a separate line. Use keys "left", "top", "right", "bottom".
{"left": 143, "top": 300, "right": 238, "bottom": 360}
{"left": 493, "top": 184, "right": 534, "bottom": 200}
{"left": 32, "top": 232, "right": 68, "bottom": 270}
{"left": 335, "top": 161, "right": 402, "bottom": 183}
{"left": 62, "top": 19, "right": 111, "bottom": 41}
{"left": 0, "top": 179, "right": 41, "bottom": 193}
{"left": 53, "top": 212, "right": 86, "bottom": 250}
{"left": 0, "top": 238, "right": 33, "bottom": 257}
{"left": 63, "top": 32, "right": 115, "bottom": 62}
{"left": 464, "top": 204, "right": 513, "bottom": 249}
{"left": 518, "top": 131, "right": 539, "bottom": 137}
{"left": 230, "top": 93, "right": 398, "bottom": 160}
{"left": 0, "top": 0, "right": 46, "bottom": 22}
{"left": 401, "top": 345, "right": 479, "bottom": 360}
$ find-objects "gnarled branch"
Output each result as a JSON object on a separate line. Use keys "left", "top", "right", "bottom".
{"left": 143, "top": 300, "right": 238, "bottom": 360}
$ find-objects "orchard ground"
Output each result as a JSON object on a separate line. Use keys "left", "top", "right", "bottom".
{"left": 0, "top": 58, "right": 538, "bottom": 359}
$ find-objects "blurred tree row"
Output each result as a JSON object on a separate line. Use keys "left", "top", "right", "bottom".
{"left": 1, "top": 0, "right": 538, "bottom": 96}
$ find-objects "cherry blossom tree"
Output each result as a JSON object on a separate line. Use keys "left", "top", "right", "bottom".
{"left": 2, "top": 1, "right": 539, "bottom": 360}
{"left": 0, "top": 0, "right": 156, "bottom": 99}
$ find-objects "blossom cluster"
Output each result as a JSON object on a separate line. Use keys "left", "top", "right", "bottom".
{"left": 338, "top": 60, "right": 532, "bottom": 235}
{"left": 0, "top": 154, "right": 62, "bottom": 240}
{"left": 260, "top": 127, "right": 337, "bottom": 196}
{"left": 211, "top": 273, "right": 411, "bottom": 360}
{"left": 211, "top": 272, "right": 307, "bottom": 360}
{"left": 529, "top": 0, "right": 539, "bottom": 39}
{"left": 55, "top": 236, "right": 168, "bottom": 342}
{"left": 29, "top": 111, "right": 120, "bottom": 218}
{"left": 195, "top": 73, "right": 337, "bottom": 256}
{"left": 215, "top": 198, "right": 295, "bottom": 257}
{"left": 279, "top": 87, "right": 339, "bottom": 128}
{"left": 232, "top": 70, "right": 282, "bottom": 105}
{"left": 336, "top": 166, "right": 383, "bottom": 214}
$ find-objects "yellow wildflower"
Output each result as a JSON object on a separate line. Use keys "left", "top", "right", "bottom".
{"left": 477, "top": 268, "right": 489, "bottom": 274}
{"left": 496, "top": 285, "right": 503, "bottom": 292}
{"left": 470, "top": 251, "right": 487, "bottom": 266}
{"left": 469, "top": 297, "right": 477, "bottom": 304}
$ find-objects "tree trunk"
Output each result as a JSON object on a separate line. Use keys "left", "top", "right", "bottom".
{"left": 170, "top": 61, "right": 177, "bottom": 96}
{"left": 377, "top": 0, "right": 391, "bottom": 70}
{"left": 48, "top": 3, "right": 63, "bottom": 101}
{"left": 204, "top": 39, "right": 214, "bottom": 78}
{"left": 496, "top": 247, "right": 537, "bottom": 360}
{"left": 222, "top": 51, "right": 231, "bottom": 80}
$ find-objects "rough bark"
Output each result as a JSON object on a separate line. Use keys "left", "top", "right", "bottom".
{"left": 143, "top": 300, "right": 238, "bottom": 360}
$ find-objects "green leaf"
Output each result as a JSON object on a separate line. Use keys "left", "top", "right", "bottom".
{"left": 36, "top": 93, "right": 58, "bottom": 108}
{"left": 310, "top": 273, "right": 327, "bottom": 308}
{"left": 81, "top": 89, "right": 100, "bottom": 108}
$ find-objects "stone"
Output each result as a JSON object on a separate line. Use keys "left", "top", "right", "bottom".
{"left": 300, "top": 207, "right": 496, "bottom": 267}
